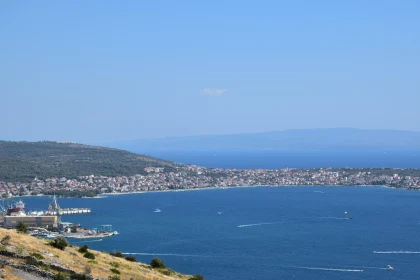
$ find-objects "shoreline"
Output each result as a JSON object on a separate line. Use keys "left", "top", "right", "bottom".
{"left": 4, "top": 184, "right": 411, "bottom": 200}
{"left": 85, "top": 184, "right": 403, "bottom": 198}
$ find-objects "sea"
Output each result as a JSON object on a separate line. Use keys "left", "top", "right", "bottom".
{"left": 17, "top": 186, "right": 420, "bottom": 280}
{"left": 139, "top": 150, "right": 420, "bottom": 169}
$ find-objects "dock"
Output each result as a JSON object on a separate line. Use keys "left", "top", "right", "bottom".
{"left": 45, "top": 208, "right": 91, "bottom": 215}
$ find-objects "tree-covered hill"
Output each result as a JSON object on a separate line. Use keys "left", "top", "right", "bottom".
{"left": 0, "top": 141, "right": 176, "bottom": 182}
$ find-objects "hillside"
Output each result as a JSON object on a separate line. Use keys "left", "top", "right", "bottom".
{"left": 0, "top": 141, "right": 176, "bottom": 182}
{"left": 0, "top": 228, "right": 194, "bottom": 279}
{"left": 109, "top": 128, "right": 420, "bottom": 152}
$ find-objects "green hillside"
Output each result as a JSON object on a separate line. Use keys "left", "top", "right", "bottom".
{"left": 0, "top": 141, "right": 176, "bottom": 182}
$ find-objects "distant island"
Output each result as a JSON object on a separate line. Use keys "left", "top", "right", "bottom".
{"left": 0, "top": 141, "right": 419, "bottom": 198}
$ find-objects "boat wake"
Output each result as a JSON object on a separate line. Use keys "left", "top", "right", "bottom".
{"left": 373, "top": 250, "right": 420, "bottom": 254}
{"left": 237, "top": 222, "right": 282, "bottom": 228}
{"left": 317, "top": 217, "right": 350, "bottom": 220}
{"left": 288, "top": 266, "right": 363, "bottom": 272}
{"left": 358, "top": 266, "right": 388, "bottom": 270}
{"left": 73, "top": 239, "right": 103, "bottom": 243}
{"left": 313, "top": 191, "right": 325, "bottom": 194}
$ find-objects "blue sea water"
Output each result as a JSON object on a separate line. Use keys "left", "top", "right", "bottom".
{"left": 17, "top": 186, "right": 420, "bottom": 280}
{"left": 140, "top": 150, "right": 420, "bottom": 169}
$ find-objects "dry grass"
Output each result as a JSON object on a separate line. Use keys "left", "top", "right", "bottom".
{"left": 0, "top": 228, "right": 192, "bottom": 280}
{"left": 3, "top": 266, "right": 24, "bottom": 280}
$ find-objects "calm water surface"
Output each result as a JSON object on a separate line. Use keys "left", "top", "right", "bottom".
{"left": 16, "top": 187, "right": 420, "bottom": 280}
{"left": 138, "top": 150, "right": 420, "bottom": 169}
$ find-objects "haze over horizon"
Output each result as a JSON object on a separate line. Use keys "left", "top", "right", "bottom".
{"left": 1, "top": 1, "right": 419, "bottom": 143}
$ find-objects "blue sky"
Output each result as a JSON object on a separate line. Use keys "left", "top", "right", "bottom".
{"left": 1, "top": 1, "right": 419, "bottom": 143}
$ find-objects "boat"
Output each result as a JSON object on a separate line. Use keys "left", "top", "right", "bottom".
{"left": 154, "top": 209, "right": 161, "bottom": 213}
{"left": 217, "top": 212, "right": 222, "bottom": 215}
{"left": 386, "top": 265, "right": 394, "bottom": 270}
{"left": 344, "top": 211, "right": 353, "bottom": 220}
{"left": 46, "top": 233, "right": 60, "bottom": 238}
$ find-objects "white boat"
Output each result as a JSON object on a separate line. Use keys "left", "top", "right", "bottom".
{"left": 386, "top": 265, "right": 394, "bottom": 270}
{"left": 154, "top": 209, "right": 161, "bottom": 213}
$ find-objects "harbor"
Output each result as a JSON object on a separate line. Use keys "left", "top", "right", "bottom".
{"left": 0, "top": 195, "right": 118, "bottom": 239}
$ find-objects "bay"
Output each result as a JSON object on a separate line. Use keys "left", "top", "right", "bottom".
{"left": 13, "top": 186, "right": 420, "bottom": 280}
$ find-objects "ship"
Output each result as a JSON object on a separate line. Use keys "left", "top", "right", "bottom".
{"left": 6, "top": 200, "right": 26, "bottom": 216}
{"left": 1, "top": 196, "right": 91, "bottom": 230}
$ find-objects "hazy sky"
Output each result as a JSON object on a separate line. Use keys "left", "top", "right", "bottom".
{"left": 1, "top": 1, "right": 419, "bottom": 143}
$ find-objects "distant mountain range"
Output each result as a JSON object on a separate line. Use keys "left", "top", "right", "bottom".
{"left": 108, "top": 128, "right": 420, "bottom": 152}
{"left": 0, "top": 141, "right": 175, "bottom": 182}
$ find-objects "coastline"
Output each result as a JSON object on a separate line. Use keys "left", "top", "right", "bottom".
{"left": 4, "top": 184, "right": 411, "bottom": 200}
{"left": 100, "top": 185, "right": 259, "bottom": 196}
{"left": 88, "top": 184, "right": 398, "bottom": 198}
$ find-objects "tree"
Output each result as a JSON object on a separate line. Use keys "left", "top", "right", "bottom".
{"left": 16, "top": 222, "right": 27, "bottom": 234}
{"left": 49, "top": 237, "right": 68, "bottom": 250}
{"left": 150, "top": 257, "right": 165, "bottom": 269}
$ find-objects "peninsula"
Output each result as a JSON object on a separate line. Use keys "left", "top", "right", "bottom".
{"left": 0, "top": 141, "right": 419, "bottom": 198}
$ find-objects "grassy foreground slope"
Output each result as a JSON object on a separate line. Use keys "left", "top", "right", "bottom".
{"left": 0, "top": 228, "right": 191, "bottom": 279}
{"left": 0, "top": 141, "right": 176, "bottom": 182}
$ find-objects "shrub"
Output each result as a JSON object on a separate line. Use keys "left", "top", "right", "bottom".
{"left": 25, "top": 257, "right": 39, "bottom": 266}
{"left": 0, "top": 235, "right": 11, "bottom": 245}
{"left": 78, "top": 244, "right": 89, "bottom": 253}
{"left": 53, "top": 273, "right": 66, "bottom": 280}
{"left": 189, "top": 275, "right": 205, "bottom": 280}
{"left": 49, "top": 237, "right": 68, "bottom": 250}
{"left": 150, "top": 257, "right": 165, "bottom": 269}
{"left": 83, "top": 251, "right": 95, "bottom": 260}
{"left": 84, "top": 265, "right": 92, "bottom": 274}
{"left": 110, "top": 268, "right": 120, "bottom": 275}
{"left": 70, "top": 273, "right": 93, "bottom": 280}
{"left": 16, "top": 246, "right": 25, "bottom": 254}
{"left": 110, "top": 251, "right": 124, "bottom": 258}
{"left": 125, "top": 256, "right": 136, "bottom": 262}
{"left": 16, "top": 222, "right": 27, "bottom": 234}
{"left": 109, "top": 262, "right": 119, "bottom": 268}
{"left": 30, "top": 252, "right": 45, "bottom": 260}
{"left": 161, "top": 268, "right": 175, "bottom": 276}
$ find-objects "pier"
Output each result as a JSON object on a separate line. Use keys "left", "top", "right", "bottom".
{"left": 45, "top": 195, "right": 91, "bottom": 216}
{"left": 45, "top": 208, "right": 91, "bottom": 215}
